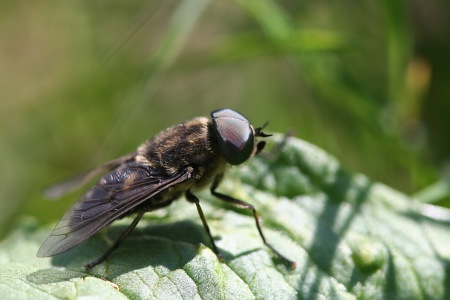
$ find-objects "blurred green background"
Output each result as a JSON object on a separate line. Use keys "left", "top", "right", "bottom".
{"left": 1, "top": 0, "right": 450, "bottom": 237}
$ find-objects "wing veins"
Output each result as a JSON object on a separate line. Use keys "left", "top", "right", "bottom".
{"left": 37, "top": 166, "right": 192, "bottom": 257}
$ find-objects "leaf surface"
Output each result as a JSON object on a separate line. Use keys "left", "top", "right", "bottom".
{"left": 1, "top": 136, "right": 449, "bottom": 299}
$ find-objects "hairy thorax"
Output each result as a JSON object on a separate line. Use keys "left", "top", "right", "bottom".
{"left": 136, "top": 117, "right": 229, "bottom": 191}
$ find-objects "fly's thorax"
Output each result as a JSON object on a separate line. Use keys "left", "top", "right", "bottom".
{"left": 138, "top": 117, "right": 223, "bottom": 174}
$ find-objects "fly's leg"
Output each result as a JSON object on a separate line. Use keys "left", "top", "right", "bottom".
{"left": 185, "top": 191, "right": 223, "bottom": 261}
{"left": 210, "top": 176, "right": 296, "bottom": 269}
{"left": 85, "top": 210, "right": 145, "bottom": 270}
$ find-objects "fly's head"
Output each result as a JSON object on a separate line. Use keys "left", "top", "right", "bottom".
{"left": 211, "top": 108, "right": 271, "bottom": 165}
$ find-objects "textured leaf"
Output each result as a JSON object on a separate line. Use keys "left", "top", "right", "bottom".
{"left": 1, "top": 136, "right": 450, "bottom": 299}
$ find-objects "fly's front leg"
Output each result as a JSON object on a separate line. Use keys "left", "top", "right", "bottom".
{"left": 258, "top": 130, "right": 295, "bottom": 160}
{"left": 210, "top": 175, "right": 296, "bottom": 269}
{"left": 185, "top": 191, "right": 223, "bottom": 261}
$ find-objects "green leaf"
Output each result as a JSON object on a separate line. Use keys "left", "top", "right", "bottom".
{"left": 1, "top": 136, "right": 450, "bottom": 299}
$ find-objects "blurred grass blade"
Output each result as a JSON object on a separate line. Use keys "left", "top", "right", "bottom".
{"left": 214, "top": 30, "right": 351, "bottom": 61}
{"left": 123, "top": 0, "right": 210, "bottom": 110}
{"left": 382, "top": 0, "right": 411, "bottom": 103}
{"left": 150, "top": 0, "right": 209, "bottom": 72}
{"left": 94, "top": 0, "right": 210, "bottom": 157}
{"left": 234, "top": 0, "right": 293, "bottom": 41}
{"left": 233, "top": 0, "right": 383, "bottom": 134}
{"left": 414, "top": 179, "right": 450, "bottom": 204}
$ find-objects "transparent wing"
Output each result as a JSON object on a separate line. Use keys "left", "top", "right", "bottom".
{"left": 43, "top": 152, "right": 136, "bottom": 199}
{"left": 37, "top": 162, "right": 192, "bottom": 257}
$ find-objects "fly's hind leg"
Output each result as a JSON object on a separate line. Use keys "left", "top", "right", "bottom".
{"left": 84, "top": 199, "right": 176, "bottom": 270}
{"left": 85, "top": 210, "right": 145, "bottom": 270}
{"left": 210, "top": 175, "right": 296, "bottom": 269}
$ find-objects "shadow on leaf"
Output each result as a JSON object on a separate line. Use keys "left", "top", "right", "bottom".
{"left": 26, "top": 269, "right": 88, "bottom": 284}
{"left": 298, "top": 168, "right": 374, "bottom": 297}
{"left": 42, "top": 220, "right": 230, "bottom": 277}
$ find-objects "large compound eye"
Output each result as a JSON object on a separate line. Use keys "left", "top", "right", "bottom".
{"left": 211, "top": 109, "right": 254, "bottom": 165}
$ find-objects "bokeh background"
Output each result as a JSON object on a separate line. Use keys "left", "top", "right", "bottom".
{"left": 1, "top": 0, "right": 449, "bottom": 237}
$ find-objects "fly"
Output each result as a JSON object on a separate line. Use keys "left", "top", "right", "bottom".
{"left": 37, "top": 108, "right": 296, "bottom": 270}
